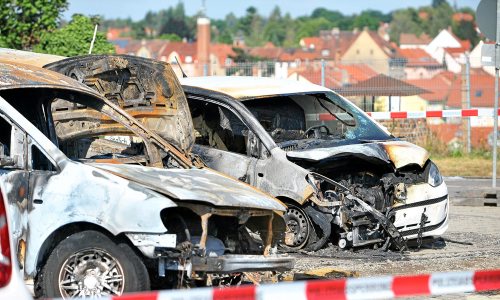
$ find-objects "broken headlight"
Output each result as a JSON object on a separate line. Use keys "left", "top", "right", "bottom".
{"left": 427, "top": 161, "right": 443, "bottom": 187}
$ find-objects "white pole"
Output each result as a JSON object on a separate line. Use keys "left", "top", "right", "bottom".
{"left": 88, "top": 24, "right": 98, "bottom": 54}
{"left": 492, "top": 0, "right": 500, "bottom": 189}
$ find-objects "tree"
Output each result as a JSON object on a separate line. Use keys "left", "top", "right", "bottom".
{"left": 158, "top": 33, "right": 181, "bottom": 41}
{"left": 389, "top": 9, "right": 423, "bottom": 43}
{"left": 453, "top": 20, "right": 478, "bottom": 47}
{"left": 0, "top": 0, "right": 68, "bottom": 49}
{"left": 432, "top": 0, "right": 449, "bottom": 8}
{"left": 296, "top": 17, "right": 333, "bottom": 40}
{"left": 428, "top": 1, "right": 453, "bottom": 36}
{"left": 263, "top": 7, "right": 287, "bottom": 46}
{"left": 353, "top": 10, "right": 387, "bottom": 30}
{"left": 34, "top": 15, "right": 115, "bottom": 56}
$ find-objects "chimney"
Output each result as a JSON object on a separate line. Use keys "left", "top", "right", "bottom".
{"left": 197, "top": 17, "right": 211, "bottom": 76}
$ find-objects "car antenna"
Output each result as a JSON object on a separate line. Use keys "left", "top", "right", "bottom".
{"left": 174, "top": 56, "right": 188, "bottom": 78}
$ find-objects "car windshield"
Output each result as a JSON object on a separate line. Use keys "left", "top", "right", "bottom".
{"left": 243, "top": 91, "right": 392, "bottom": 148}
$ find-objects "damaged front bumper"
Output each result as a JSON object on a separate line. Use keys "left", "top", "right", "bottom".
{"left": 304, "top": 172, "right": 449, "bottom": 250}
{"left": 393, "top": 181, "right": 449, "bottom": 239}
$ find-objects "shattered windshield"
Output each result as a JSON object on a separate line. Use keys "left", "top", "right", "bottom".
{"left": 244, "top": 91, "right": 392, "bottom": 147}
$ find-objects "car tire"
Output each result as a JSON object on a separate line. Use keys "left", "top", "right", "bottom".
{"left": 36, "top": 230, "right": 150, "bottom": 298}
{"left": 283, "top": 204, "right": 316, "bottom": 250}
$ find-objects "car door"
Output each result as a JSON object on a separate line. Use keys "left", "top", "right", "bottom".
{"left": 0, "top": 106, "right": 31, "bottom": 269}
{"left": 187, "top": 97, "right": 259, "bottom": 184}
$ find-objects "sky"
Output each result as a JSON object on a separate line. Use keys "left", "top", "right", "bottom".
{"left": 64, "top": 0, "right": 481, "bottom": 21}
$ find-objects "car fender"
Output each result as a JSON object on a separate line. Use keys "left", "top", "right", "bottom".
{"left": 24, "top": 161, "right": 177, "bottom": 277}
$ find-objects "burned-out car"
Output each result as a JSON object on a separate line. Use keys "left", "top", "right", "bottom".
{"left": 0, "top": 60, "right": 293, "bottom": 298}
{"left": 179, "top": 76, "right": 449, "bottom": 251}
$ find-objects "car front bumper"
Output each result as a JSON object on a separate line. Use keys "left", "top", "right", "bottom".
{"left": 393, "top": 181, "right": 449, "bottom": 240}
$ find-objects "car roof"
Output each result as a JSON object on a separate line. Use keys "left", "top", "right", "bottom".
{"left": 0, "top": 59, "right": 103, "bottom": 99}
{"left": 0, "top": 48, "right": 64, "bottom": 68}
{"left": 180, "top": 76, "right": 331, "bottom": 101}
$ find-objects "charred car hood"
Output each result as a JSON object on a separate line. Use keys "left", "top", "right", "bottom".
{"left": 286, "top": 140, "right": 429, "bottom": 169}
{"left": 89, "top": 163, "right": 285, "bottom": 211}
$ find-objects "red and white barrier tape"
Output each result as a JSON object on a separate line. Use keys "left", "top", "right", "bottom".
{"left": 53, "top": 269, "right": 500, "bottom": 300}
{"left": 307, "top": 109, "right": 500, "bottom": 121}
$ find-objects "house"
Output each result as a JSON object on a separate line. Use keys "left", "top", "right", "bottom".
{"left": 299, "top": 37, "right": 323, "bottom": 51}
{"left": 425, "top": 28, "right": 471, "bottom": 73}
{"left": 399, "top": 48, "right": 443, "bottom": 79}
{"left": 114, "top": 18, "right": 235, "bottom": 77}
{"left": 399, "top": 33, "right": 432, "bottom": 49}
{"left": 407, "top": 71, "right": 455, "bottom": 111}
{"left": 287, "top": 63, "right": 377, "bottom": 89}
{"left": 106, "top": 27, "right": 131, "bottom": 40}
{"left": 447, "top": 68, "right": 497, "bottom": 109}
{"left": 469, "top": 41, "right": 496, "bottom": 76}
{"left": 340, "top": 27, "right": 402, "bottom": 76}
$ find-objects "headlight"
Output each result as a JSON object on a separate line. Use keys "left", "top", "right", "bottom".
{"left": 428, "top": 162, "right": 443, "bottom": 187}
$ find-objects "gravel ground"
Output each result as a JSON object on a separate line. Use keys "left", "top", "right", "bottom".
{"left": 287, "top": 204, "right": 500, "bottom": 298}
{"left": 292, "top": 205, "right": 500, "bottom": 276}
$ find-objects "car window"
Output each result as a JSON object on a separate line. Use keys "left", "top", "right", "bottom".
{"left": 30, "top": 144, "right": 57, "bottom": 171}
{"left": 188, "top": 99, "right": 250, "bottom": 155}
{"left": 0, "top": 115, "right": 25, "bottom": 170}
{"left": 244, "top": 92, "right": 392, "bottom": 147}
{"left": 50, "top": 99, "right": 150, "bottom": 165}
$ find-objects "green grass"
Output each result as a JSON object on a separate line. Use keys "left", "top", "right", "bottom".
{"left": 432, "top": 155, "right": 499, "bottom": 177}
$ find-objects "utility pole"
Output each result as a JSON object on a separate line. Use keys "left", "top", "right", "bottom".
{"left": 465, "top": 53, "right": 472, "bottom": 154}
{"left": 493, "top": 0, "right": 500, "bottom": 189}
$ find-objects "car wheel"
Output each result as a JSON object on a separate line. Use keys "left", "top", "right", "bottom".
{"left": 36, "top": 230, "right": 150, "bottom": 298}
{"left": 283, "top": 205, "right": 314, "bottom": 249}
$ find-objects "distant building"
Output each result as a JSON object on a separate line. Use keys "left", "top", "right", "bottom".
{"left": 112, "top": 18, "right": 235, "bottom": 77}
{"left": 399, "top": 33, "right": 432, "bottom": 49}
{"left": 398, "top": 48, "right": 443, "bottom": 79}
{"left": 425, "top": 28, "right": 470, "bottom": 73}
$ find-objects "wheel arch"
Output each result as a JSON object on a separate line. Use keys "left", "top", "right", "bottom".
{"left": 34, "top": 222, "right": 142, "bottom": 278}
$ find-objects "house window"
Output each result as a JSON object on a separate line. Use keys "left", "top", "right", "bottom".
{"left": 475, "top": 90, "right": 483, "bottom": 97}
{"left": 321, "top": 49, "right": 330, "bottom": 57}
{"left": 370, "top": 49, "right": 374, "bottom": 55}
{"left": 356, "top": 49, "right": 360, "bottom": 55}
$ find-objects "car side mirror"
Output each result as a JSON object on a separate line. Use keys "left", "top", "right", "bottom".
{"left": 247, "top": 130, "right": 261, "bottom": 158}
{"left": 0, "top": 143, "right": 14, "bottom": 167}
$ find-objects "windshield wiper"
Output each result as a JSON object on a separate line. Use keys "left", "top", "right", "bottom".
{"left": 315, "top": 97, "right": 351, "bottom": 127}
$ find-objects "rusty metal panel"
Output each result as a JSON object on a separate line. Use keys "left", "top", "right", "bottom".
{"left": 0, "top": 48, "right": 64, "bottom": 68}
{"left": 45, "top": 55, "right": 194, "bottom": 153}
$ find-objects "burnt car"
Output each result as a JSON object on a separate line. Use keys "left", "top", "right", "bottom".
{"left": 0, "top": 60, "right": 293, "bottom": 298}
{"left": 179, "top": 76, "right": 449, "bottom": 251}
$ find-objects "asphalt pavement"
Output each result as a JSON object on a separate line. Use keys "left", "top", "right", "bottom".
{"left": 445, "top": 177, "right": 500, "bottom": 206}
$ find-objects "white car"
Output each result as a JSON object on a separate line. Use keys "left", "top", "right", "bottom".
{"left": 0, "top": 184, "right": 31, "bottom": 299}
{"left": 181, "top": 76, "right": 449, "bottom": 251}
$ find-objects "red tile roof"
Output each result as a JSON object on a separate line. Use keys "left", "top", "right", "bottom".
{"left": 301, "top": 37, "right": 324, "bottom": 49}
{"left": 407, "top": 72, "right": 455, "bottom": 102}
{"left": 288, "top": 63, "right": 377, "bottom": 89}
{"left": 399, "top": 48, "right": 441, "bottom": 67}
{"left": 248, "top": 46, "right": 284, "bottom": 60}
{"left": 107, "top": 27, "right": 131, "bottom": 40}
{"left": 210, "top": 44, "right": 236, "bottom": 65}
{"left": 447, "top": 68, "right": 498, "bottom": 108}
{"left": 399, "top": 33, "right": 432, "bottom": 45}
